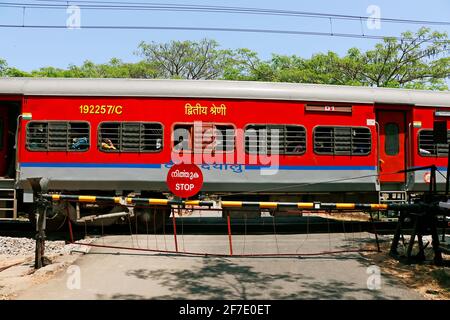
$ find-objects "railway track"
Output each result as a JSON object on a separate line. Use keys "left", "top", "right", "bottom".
{"left": 0, "top": 215, "right": 445, "bottom": 240}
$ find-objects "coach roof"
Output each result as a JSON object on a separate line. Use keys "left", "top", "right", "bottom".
{"left": 0, "top": 77, "right": 449, "bottom": 107}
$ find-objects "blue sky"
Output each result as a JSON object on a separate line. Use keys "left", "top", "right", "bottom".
{"left": 0, "top": 0, "right": 449, "bottom": 71}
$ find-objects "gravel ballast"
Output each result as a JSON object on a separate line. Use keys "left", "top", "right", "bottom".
{"left": 0, "top": 236, "right": 94, "bottom": 256}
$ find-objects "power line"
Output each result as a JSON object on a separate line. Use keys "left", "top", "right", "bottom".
{"left": 0, "top": 23, "right": 447, "bottom": 44}
{"left": 1, "top": 0, "right": 448, "bottom": 26}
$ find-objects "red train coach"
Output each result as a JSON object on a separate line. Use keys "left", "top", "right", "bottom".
{"left": 0, "top": 78, "right": 449, "bottom": 225}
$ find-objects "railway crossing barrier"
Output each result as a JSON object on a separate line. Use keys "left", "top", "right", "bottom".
{"left": 28, "top": 177, "right": 450, "bottom": 269}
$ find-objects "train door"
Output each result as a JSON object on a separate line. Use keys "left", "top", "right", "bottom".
{"left": 0, "top": 107, "right": 8, "bottom": 176}
{"left": 376, "top": 111, "right": 406, "bottom": 182}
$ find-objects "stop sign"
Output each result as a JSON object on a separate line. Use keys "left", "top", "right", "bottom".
{"left": 167, "top": 163, "right": 203, "bottom": 198}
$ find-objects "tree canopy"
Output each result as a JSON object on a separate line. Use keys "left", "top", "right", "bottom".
{"left": 1, "top": 28, "right": 449, "bottom": 90}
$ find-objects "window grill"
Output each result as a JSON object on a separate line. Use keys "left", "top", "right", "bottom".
{"left": 26, "top": 121, "right": 90, "bottom": 151}
{"left": 313, "top": 126, "right": 371, "bottom": 155}
{"left": 245, "top": 125, "right": 306, "bottom": 155}
{"left": 418, "top": 129, "right": 450, "bottom": 156}
{"left": 98, "top": 122, "right": 163, "bottom": 152}
{"left": 173, "top": 124, "right": 235, "bottom": 152}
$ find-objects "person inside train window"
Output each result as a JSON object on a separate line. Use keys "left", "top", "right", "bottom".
{"left": 28, "top": 123, "right": 47, "bottom": 150}
{"left": 174, "top": 136, "right": 188, "bottom": 151}
{"left": 315, "top": 141, "right": 332, "bottom": 153}
{"left": 71, "top": 137, "right": 89, "bottom": 150}
{"left": 101, "top": 138, "right": 116, "bottom": 150}
{"left": 419, "top": 148, "right": 431, "bottom": 155}
{"left": 155, "top": 138, "right": 162, "bottom": 150}
{"left": 292, "top": 143, "right": 305, "bottom": 153}
{"left": 352, "top": 129, "right": 369, "bottom": 154}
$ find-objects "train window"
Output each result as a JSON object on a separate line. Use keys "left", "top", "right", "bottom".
{"left": 418, "top": 129, "right": 450, "bottom": 156}
{"left": 172, "top": 124, "right": 235, "bottom": 152}
{"left": 245, "top": 125, "right": 306, "bottom": 155}
{"left": 313, "top": 126, "right": 371, "bottom": 155}
{"left": 385, "top": 123, "right": 399, "bottom": 156}
{"left": 98, "top": 122, "right": 163, "bottom": 152}
{"left": 26, "top": 121, "right": 90, "bottom": 151}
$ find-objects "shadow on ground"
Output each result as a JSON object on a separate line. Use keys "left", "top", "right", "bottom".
{"left": 96, "top": 252, "right": 404, "bottom": 300}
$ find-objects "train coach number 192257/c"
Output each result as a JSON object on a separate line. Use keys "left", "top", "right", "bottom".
{"left": 79, "top": 104, "right": 123, "bottom": 115}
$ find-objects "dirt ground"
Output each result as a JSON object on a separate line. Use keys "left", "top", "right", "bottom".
{"left": 362, "top": 237, "right": 450, "bottom": 300}
{"left": 0, "top": 240, "right": 93, "bottom": 300}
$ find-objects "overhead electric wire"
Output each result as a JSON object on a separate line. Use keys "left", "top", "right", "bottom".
{"left": 0, "top": 0, "right": 449, "bottom": 26}
{"left": 0, "top": 24, "right": 447, "bottom": 43}
{"left": 0, "top": 1, "right": 445, "bottom": 43}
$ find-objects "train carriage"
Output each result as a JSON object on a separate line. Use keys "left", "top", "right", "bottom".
{"left": 0, "top": 77, "right": 449, "bottom": 225}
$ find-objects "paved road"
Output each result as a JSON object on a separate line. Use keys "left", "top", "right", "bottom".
{"left": 17, "top": 233, "right": 423, "bottom": 300}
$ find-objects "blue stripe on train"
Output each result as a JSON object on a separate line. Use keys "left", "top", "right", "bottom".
{"left": 20, "top": 163, "right": 162, "bottom": 169}
{"left": 20, "top": 162, "right": 377, "bottom": 170}
{"left": 245, "top": 165, "right": 377, "bottom": 170}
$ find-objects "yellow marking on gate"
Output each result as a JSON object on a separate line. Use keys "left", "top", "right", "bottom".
{"left": 78, "top": 196, "right": 96, "bottom": 202}
{"left": 185, "top": 200, "right": 200, "bottom": 206}
{"left": 336, "top": 203, "right": 355, "bottom": 209}
{"left": 221, "top": 201, "right": 243, "bottom": 208}
{"left": 259, "top": 202, "right": 278, "bottom": 209}
{"left": 370, "top": 204, "right": 388, "bottom": 210}
{"left": 148, "top": 199, "right": 169, "bottom": 205}
{"left": 297, "top": 202, "right": 314, "bottom": 209}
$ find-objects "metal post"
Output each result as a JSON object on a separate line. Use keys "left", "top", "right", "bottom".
{"left": 227, "top": 213, "right": 233, "bottom": 256}
{"left": 34, "top": 204, "right": 46, "bottom": 269}
{"left": 390, "top": 211, "right": 405, "bottom": 256}
{"left": 28, "top": 177, "right": 49, "bottom": 269}
{"left": 429, "top": 213, "right": 443, "bottom": 266}
{"left": 446, "top": 143, "right": 450, "bottom": 195}
{"left": 443, "top": 144, "right": 450, "bottom": 242}
{"left": 172, "top": 206, "right": 179, "bottom": 253}
{"left": 406, "top": 215, "right": 419, "bottom": 262}
{"left": 68, "top": 218, "right": 74, "bottom": 243}
{"left": 369, "top": 211, "right": 381, "bottom": 252}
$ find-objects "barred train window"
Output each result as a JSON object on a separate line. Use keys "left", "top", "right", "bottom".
{"left": 314, "top": 126, "right": 371, "bottom": 155}
{"left": 98, "top": 122, "right": 163, "bottom": 152}
{"left": 245, "top": 125, "right": 306, "bottom": 155}
{"left": 173, "top": 124, "right": 234, "bottom": 152}
{"left": 26, "top": 122, "right": 90, "bottom": 151}
{"left": 418, "top": 129, "right": 450, "bottom": 156}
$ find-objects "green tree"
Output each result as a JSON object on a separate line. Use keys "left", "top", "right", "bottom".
{"left": 331, "top": 28, "right": 449, "bottom": 89}
{"left": 137, "top": 39, "right": 236, "bottom": 79}
{"left": 242, "top": 28, "right": 449, "bottom": 89}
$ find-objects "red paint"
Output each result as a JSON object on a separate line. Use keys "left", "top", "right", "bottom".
{"left": 167, "top": 163, "right": 203, "bottom": 198}
{"left": 68, "top": 218, "right": 74, "bottom": 243}
{"left": 412, "top": 107, "right": 450, "bottom": 169}
{"left": 16, "top": 95, "right": 450, "bottom": 188}
{"left": 0, "top": 107, "right": 9, "bottom": 176}
{"left": 172, "top": 212, "right": 178, "bottom": 252}
{"left": 227, "top": 214, "right": 233, "bottom": 256}
{"left": 18, "top": 96, "right": 376, "bottom": 168}
{"left": 377, "top": 110, "right": 406, "bottom": 182}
